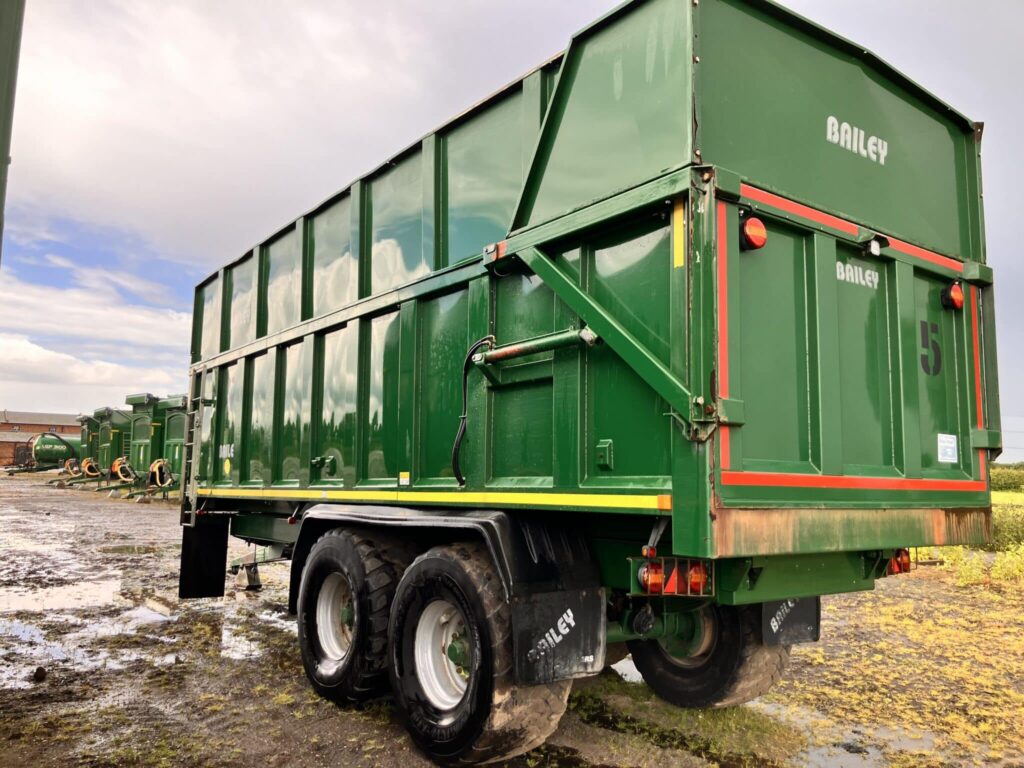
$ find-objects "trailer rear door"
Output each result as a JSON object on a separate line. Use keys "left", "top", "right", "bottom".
{"left": 711, "top": 190, "right": 995, "bottom": 556}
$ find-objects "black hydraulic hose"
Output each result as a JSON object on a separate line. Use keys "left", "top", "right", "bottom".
{"left": 451, "top": 336, "right": 495, "bottom": 486}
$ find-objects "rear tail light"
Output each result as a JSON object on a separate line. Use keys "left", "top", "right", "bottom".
{"left": 740, "top": 216, "right": 768, "bottom": 250}
{"left": 887, "top": 548, "right": 912, "bottom": 575}
{"left": 687, "top": 562, "right": 709, "bottom": 593}
{"left": 638, "top": 562, "right": 664, "bottom": 594}
{"left": 942, "top": 281, "right": 965, "bottom": 311}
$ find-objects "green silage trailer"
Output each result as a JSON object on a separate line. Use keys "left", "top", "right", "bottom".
{"left": 92, "top": 407, "right": 130, "bottom": 482}
{"left": 178, "top": 0, "right": 1000, "bottom": 762}
{"left": 124, "top": 393, "right": 187, "bottom": 497}
{"left": 69, "top": 414, "right": 102, "bottom": 480}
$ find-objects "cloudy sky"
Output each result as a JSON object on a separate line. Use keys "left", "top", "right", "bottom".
{"left": 1, "top": 0, "right": 1022, "bottom": 460}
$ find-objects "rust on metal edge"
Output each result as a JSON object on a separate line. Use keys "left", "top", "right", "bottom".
{"left": 712, "top": 506, "right": 991, "bottom": 558}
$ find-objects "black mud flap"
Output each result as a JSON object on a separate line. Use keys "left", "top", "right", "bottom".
{"left": 178, "top": 517, "right": 230, "bottom": 599}
{"left": 512, "top": 587, "right": 606, "bottom": 684}
{"left": 762, "top": 597, "right": 821, "bottom": 645}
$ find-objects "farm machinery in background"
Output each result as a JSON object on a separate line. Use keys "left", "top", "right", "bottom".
{"left": 3, "top": 432, "right": 82, "bottom": 475}
{"left": 54, "top": 396, "right": 186, "bottom": 500}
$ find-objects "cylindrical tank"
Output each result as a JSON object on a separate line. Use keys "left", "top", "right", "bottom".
{"left": 31, "top": 434, "right": 82, "bottom": 464}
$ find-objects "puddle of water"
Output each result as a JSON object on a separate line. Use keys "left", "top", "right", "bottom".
{"left": 0, "top": 534, "right": 69, "bottom": 553}
{"left": 0, "top": 578, "right": 124, "bottom": 613}
{"left": 66, "top": 605, "right": 174, "bottom": 642}
{"left": 0, "top": 603, "right": 181, "bottom": 689}
{"left": 0, "top": 617, "right": 87, "bottom": 689}
{"left": 752, "top": 700, "right": 939, "bottom": 768}
{"left": 220, "top": 622, "right": 262, "bottom": 660}
{"left": 99, "top": 545, "right": 160, "bottom": 555}
{"left": 256, "top": 610, "right": 297, "bottom": 636}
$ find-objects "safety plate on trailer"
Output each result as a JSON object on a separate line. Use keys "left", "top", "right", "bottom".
{"left": 762, "top": 597, "right": 821, "bottom": 646}
{"left": 511, "top": 587, "right": 606, "bottom": 684}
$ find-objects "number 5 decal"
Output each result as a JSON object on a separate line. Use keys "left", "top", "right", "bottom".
{"left": 920, "top": 321, "right": 942, "bottom": 376}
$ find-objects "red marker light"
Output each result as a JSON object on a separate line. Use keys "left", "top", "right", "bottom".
{"left": 942, "top": 282, "right": 965, "bottom": 311}
{"left": 741, "top": 217, "right": 768, "bottom": 250}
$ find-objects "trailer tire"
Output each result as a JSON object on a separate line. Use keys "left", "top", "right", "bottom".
{"left": 296, "top": 529, "right": 398, "bottom": 703}
{"left": 627, "top": 604, "right": 788, "bottom": 708}
{"left": 389, "top": 543, "right": 570, "bottom": 765}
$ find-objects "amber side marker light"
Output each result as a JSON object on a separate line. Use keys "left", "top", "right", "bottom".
{"left": 941, "top": 281, "right": 965, "bottom": 311}
{"left": 740, "top": 216, "right": 768, "bottom": 250}
{"left": 887, "top": 548, "right": 912, "bottom": 575}
{"left": 687, "top": 562, "right": 709, "bottom": 594}
{"left": 638, "top": 562, "right": 665, "bottom": 594}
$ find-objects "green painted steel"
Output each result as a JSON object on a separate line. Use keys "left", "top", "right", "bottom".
{"left": 160, "top": 396, "right": 188, "bottom": 479}
{"left": 77, "top": 415, "right": 99, "bottom": 462}
{"left": 183, "top": 0, "right": 999, "bottom": 607}
{"left": 125, "top": 393, "right": 187, "bottom": 485}
{"left": 93, "top": 407, "right": 130, "bottom": 475}
{"left": 30, "top": 433, "right": 82, "bottom": 465}
{"left": 0, "top": 0, "right": 25, "bottom": 265}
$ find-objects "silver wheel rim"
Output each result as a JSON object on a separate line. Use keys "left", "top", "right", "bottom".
{"left": 414, "top": 599, "right": 469, "bottom": 710}
{"left": 316, "top": 572, "right": 354, "bottom": 669}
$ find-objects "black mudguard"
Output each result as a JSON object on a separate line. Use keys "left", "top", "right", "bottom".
{"left": 178, "top": 516, "right": 230, "bottom": 599}
{"left": 292, "top": 505, "right": 606, "bottom": 684}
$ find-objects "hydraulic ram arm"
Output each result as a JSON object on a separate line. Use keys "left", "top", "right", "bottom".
{"left": 513, "top": 245, "right": 694, "bottom": 427}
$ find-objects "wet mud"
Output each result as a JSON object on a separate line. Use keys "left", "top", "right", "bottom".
{"left": 1, "top": 473, "right": 1020, "bottom": 767}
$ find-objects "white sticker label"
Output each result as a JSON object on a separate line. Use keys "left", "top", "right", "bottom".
{"left": 937, "top": 433, "right": 958, "bottom": 464}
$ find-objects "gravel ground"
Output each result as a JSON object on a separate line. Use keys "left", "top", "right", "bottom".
{"left": 1, "top": 472, "right": 1021, "bottom": 767}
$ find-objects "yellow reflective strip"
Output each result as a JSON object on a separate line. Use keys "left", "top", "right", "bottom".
{"left": 195, "top": 487, "right": 671, "bottom": 511}
{"left": 672, "top": 198, "right": 686, "bottom": 269}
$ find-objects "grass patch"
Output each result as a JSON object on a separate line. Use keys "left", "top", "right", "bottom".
{"left": 989, "top": 502, "right": 1024, "bottom": 551}
{"left": 573, "top": 672, "right": 804, "bottom": 765}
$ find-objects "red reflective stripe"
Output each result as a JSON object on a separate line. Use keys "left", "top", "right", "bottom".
{"left": 887, "top": 236, "right": 963, "bottom": 273}
{"left": 739, "top": 184, "right": 859, "bottom": 236}
{"left": 721, "top": 471, "right": 986, "bottom": 492}
{"left": 739, "top": 184, "right": 967, "bottom": 273}
{"left": 971, "top": 286, "right": 983, "bottom": 429}
{"left": 979, "top": 451, "right": 987, "bottom": 481}
{"left": 717, "top": 201, "right": 729, "bottom": 399}
{"left": 719, "top": 426, "right": 731, "bottom": 471}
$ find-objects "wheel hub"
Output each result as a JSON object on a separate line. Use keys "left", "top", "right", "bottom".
{"left": 316, "top": 572, "right": 355, "bottom": 667}
{"left": 415, "top": 599, "right": 470, "bottom": 710}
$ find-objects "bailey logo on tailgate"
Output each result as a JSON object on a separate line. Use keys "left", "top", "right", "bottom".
{"left": 826, "top": 116, "right": 888, "bottom": 165}
{"left": 836, "top": 261, "right": 879, "bottom": 290}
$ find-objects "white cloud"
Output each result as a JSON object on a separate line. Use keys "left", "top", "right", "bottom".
{"left": 0, "top": 272, "right": 191, "bottom": 354}
{"left": 8, "top": 1, "right": 619, "bottom": 269}
{"left": 0, "top": 333, "right": 183, "bottom": 412}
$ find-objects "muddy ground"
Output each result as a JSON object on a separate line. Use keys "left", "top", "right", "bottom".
{"left": 1, "top": 474, "right": 1022, "bottom": 768}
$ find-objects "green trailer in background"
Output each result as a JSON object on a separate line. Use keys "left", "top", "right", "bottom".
{"left": 178, "top": 0, "right": 1000, "bottom": 762}
{"left": 56, "top": 414, "right": 103, "bottom": 484}
{"left": 123, "top": 393, "right": 187, "bottom": 499}
{"left": 73, "top": 407, "right": 131, "bottom": 491}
